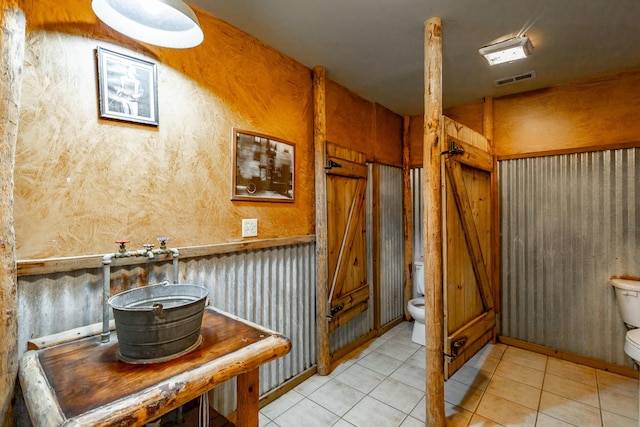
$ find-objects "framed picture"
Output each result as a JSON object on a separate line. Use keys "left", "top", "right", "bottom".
{"left": 96, "top": 47, "right": 159, "bottom": 126}
{"left": 232, "top": 129, "right": 295, "bottom": 202}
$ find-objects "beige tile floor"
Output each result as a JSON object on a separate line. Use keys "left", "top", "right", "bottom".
{"left": 259, "top": 322, "right": 639, "bottom": 426}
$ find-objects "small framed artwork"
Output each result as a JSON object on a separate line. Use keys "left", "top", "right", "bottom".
{"left": 96, "top": 47, "right": 159, "bottom": 126}
{"left": 232, "top": 129, "right": 295, "bottom": 202}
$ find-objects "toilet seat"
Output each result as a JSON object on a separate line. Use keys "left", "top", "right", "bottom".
{"left": 407, "top": 297, "right": 426, "bottom": 346}
{"left": 624, "top": 329, "right": 640, "bottom": 363}
{"left": 407, "top": 297, "right": 425, "bottom": 321}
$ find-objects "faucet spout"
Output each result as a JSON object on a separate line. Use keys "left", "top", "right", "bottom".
{"left": 143, "top": 243, "right": 155, "bottom": 259}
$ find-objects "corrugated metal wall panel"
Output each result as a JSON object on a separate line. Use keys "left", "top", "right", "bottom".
{"left": 500, "top": 148, "right": 639, "bottom": 366}
{"left": 17, "top": 242, "right": 316, "bottom": 416}
{"left": 411, "top": 168, "right": 424, "bottom": 265}
{"left": 379, "top": 164, "right": 405, "bottom": 326}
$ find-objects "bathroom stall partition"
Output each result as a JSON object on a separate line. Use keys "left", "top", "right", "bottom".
{"left": 412, "top": 146, "right": 640, "bottom": 372}
{"left": 16, "top": 239, "right": 316, "bottom": 419}
{"left": 500, "top": 147, "right": 640, "bottom": 368}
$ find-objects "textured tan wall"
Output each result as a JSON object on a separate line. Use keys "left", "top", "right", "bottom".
{"left": 16, "top": 2, "right": 314, "bottom": 259}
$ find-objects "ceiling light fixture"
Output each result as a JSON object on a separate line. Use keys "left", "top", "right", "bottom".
{"left": 479, "top": 36, "right": 533, "bottom": 66}
{"left": 92, "top": 0, "right": 204, "bottom": 49}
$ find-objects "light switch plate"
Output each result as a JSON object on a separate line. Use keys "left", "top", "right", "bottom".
{"left": 242, "top": 218, "right": 258, "bottom": 237}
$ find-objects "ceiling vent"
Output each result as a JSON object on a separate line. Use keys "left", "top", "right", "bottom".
{"left": 494, "top": 70, "right": 536, "bottom": 87}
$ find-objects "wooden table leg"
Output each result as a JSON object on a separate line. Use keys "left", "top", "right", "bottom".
{"left": 236, "top": 368, "right": 259, "bottom": 427}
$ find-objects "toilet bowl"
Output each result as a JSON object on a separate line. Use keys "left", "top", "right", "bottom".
{"left": 624, "top": 329, "right": 640, "bottom": 363}
{"left": 611, "top": 278, "right": 640, "bottom": 363}
{"left": 408, "top": 261, "right": 426, "bottom": 346}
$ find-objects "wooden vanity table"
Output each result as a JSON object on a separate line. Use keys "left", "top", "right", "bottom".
{"left": 19, "top": 306, "right": 291, "bottom": 426}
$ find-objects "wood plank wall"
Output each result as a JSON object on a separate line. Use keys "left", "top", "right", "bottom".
{"left": 325, "top": 80, "right": 403, "bottom": 167}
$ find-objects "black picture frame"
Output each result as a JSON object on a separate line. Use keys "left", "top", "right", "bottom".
{"left": 232, "top": 129, "right": 295, "bottom": 202}
{"left": 96, "top": 47, "right": 159, "bottom": 126}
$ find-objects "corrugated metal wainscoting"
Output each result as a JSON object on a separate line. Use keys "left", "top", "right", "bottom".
{"left": 411, "top": 168, "right": 424, "bottom": 266}
{"left": 17, "top": 242, "right": 316, "bottom": 417}
{"left": 500, "top": 148, "right": 640, "bottom": 367}
{"left": 378, "top": 164, "right": 406, "bottom": 326}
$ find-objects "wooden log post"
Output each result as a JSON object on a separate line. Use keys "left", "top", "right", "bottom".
{"left": 313, "top": 65, "right": 331, "bottom": 375}
{"left": 424, "top": 17, "right": 445, "bottom": 426}
{"left": 402, "top": 116, "right": 413, "bottom": 320}
{"left": 0, "top": 5, "right": 25, "bottom": 426}
{"left": 484, "top": 96, "right": 500, "bottom": 337}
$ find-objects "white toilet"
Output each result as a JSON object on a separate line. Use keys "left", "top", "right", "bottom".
{"left": 611, "top": 278, "right": 640, "bottom": 364}
{"left": 407, "top": 261, "right": 426, "bottom": 346}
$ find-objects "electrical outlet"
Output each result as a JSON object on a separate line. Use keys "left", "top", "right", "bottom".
{"left": 242, "top": 218, "right": 258, "bottom": 237}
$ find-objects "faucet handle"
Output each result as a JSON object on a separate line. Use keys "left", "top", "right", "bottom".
{"left": 157, "top": 237, "right": 169, "bottom": 249}
{"left": 143, "top": 243, "right": 155, "bottom": 251}
{"left": 115, "top": 240, "right": 130, "bottom": 252}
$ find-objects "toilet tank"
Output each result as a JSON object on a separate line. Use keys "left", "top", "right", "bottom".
{"left": 414, "top": 261, "right": 424, "bottom": 297}
{"left": 611, "top": 278, "right": 640, "bottom": 328}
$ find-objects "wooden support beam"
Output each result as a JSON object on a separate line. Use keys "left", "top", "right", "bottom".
{"left": 0, "top": 7, "right": 25, "bottom": 426}
{"left": 313, "top": 66, "right": 331, "bottom": 375}
{"left": 402, "top": 116, "right": 413, "bottom": 320}
{"left": 424, "top": 17, "right": 445, "bottom": 426}
{"left": 484, "top": 96, "right": 501, "bottom": 327}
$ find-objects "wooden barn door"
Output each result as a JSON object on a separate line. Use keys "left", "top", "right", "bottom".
{"left": 441, "top": 118, "right": 496, "bottom": 378}
{"left": 325, "top": 142, "right": 369, "bottom": 333}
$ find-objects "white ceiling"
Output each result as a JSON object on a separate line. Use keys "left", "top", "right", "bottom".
{"left": 189, "top": 0, "right": 640, "bottom": 115}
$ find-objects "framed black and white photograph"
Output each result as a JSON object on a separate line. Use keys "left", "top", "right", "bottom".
{"left": 232, "top": 129, "right": 295, "bottom": 202}
{"left": 97, "top": 47, "right": 159, "bottom": 126}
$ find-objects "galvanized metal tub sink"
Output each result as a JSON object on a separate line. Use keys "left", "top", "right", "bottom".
{"left": 108, "top": 283, "right": 209, "bottom": 363}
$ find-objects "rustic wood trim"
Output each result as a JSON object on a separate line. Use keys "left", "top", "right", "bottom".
{"left": 325, "top": 155, "right": 368, "bottom": 178}
{"left": 329, "top": 329, "right": 378, "bottom": 367}
{"left": 328, "top": 301, "right": 368, "bottom": 333}
{"left": 28, "top": 320, "right": 116, "bottom": 351}
{"left": 498, "top": 335, "right": 640, "bottom": 379}
{"left": 17, "top": 235, "right": 316, "bottom": 277}
{"left": 313, "top": 65, "right": 331, "bottom": 376}
{"left": 402, "top": 115, "right": 413, "bottom": 321}
{"left": 446, "top": 329, "right": 494, "bottom": 377}
{"left": 496, "top": 140, "right": 640, "bottom": 161}
{"left": 446, "top": 310, "right": 495, "bottom": 356}
{"left": 18, "top": 351, "right": 66, "bottom": 427}
{"left": 444, "top": 159, "right": 494, "bottom": 310}
{"left": 258, "top": 367, "right": 317, "bottom": 409}
{"left": 445, "top": 137, "right": 493, "bottom": 172}
{"left": 372, "top": 163, "right": 382, "bottom": 332}
{"left": 484, "top": 97, "right": 500, "bottom": 321}
{"left": 330, "top": 286, "right": 369, "bottom": 313}
{"left": 379, "top": 316, "right": 406, "bottom": 336}
{"left": 482, "top": 97, "right": 494, "bottom": 142}
{"left": 424, "top": 16, "right": 445, "bottom": 426}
